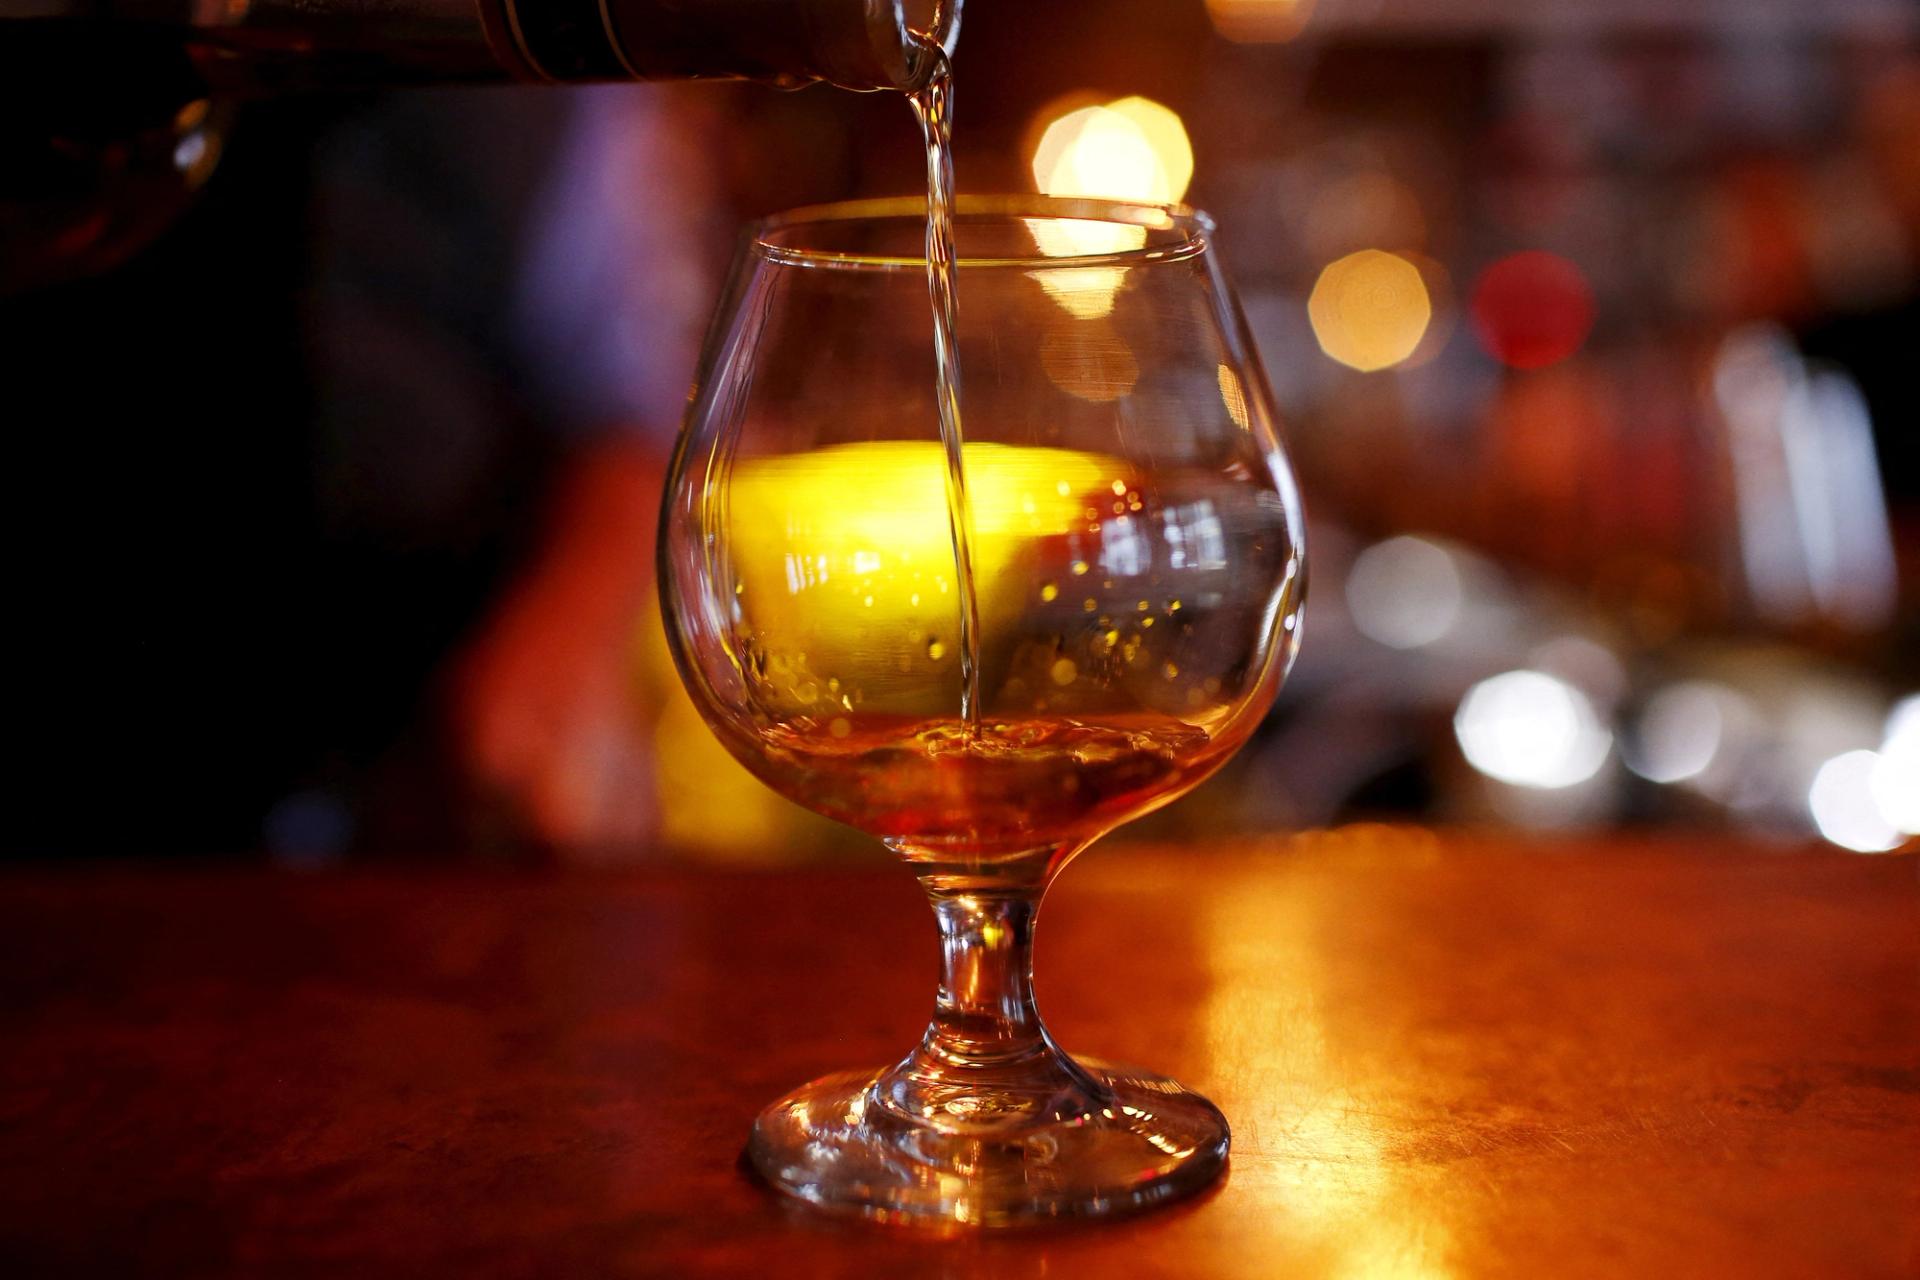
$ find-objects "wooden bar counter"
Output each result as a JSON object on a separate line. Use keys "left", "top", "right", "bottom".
{"left": 2, "top": 832, "right": 1915, "bottom": 1277}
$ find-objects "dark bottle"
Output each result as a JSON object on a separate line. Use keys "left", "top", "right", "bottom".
{"left": 0, "top": 0, "right": 959, "bottom": 289}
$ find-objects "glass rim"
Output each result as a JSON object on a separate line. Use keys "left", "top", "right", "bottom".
{"left": 749, "top": 195, "right": 1216, "bottom": 271}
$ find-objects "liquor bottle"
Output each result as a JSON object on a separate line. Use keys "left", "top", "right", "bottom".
{"left": 0, "top": 0, "right": 959, "bottom": 289}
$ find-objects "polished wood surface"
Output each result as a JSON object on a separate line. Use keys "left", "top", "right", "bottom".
{"left": 2, "top": 833, "right": 1916, "bottom": 1277}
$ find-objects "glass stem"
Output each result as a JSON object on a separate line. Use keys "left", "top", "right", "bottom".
{"left": 875, "top": 876, "right": 1106, "bottom": 1128}
{"left": 922, "top": 888, "right": 1047, "bottom": 1068}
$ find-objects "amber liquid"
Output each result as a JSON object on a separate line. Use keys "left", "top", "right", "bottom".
{"left": 755, "top": 714, "right": 1225, "bottom": 859}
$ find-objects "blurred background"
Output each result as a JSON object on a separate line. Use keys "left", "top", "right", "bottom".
{"left": 5, "top": 0, "right": 1917, "bottom": 864}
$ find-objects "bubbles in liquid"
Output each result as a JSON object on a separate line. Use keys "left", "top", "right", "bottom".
{"left": 1040, "top": 582, "right": 1060, "bottom": 602}
{"left": 829, "top": 717, "right": 852, "bottom": 739}
{"left": 1050, "top": 658, "right": 1079, "bottom": 686}
{"left": 1083, "top": 598, "right": 1099, "bottom": 613}
{"left": 1162, "top": 662, "right": 1181, "bottom": 680}
{"left": 927, "top": 639, "right": 948, "bottom": 661}
{"left": 1071, "top": 560, "right": 1090, "bottom": 576}
{"left": 795, "top": 681, "right": 820, "bottom": 704}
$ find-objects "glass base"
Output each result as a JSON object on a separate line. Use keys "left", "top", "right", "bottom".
{"left": 747, "top": 1055, "right": 1229, "bottom": 1227}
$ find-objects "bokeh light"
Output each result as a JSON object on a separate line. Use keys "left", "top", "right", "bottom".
{"left": 1455, "top": 670, "right": 1612, "bottom": 790}
{"left": 1031, "top": 97, "right": 1193, "bottom": 205}
{"left": 1469, "top": 250, "right": 1594, "bottom": 369}
{"left": 1027, "top": 96, "right": 1190, "bottom": 320}
{"left": 1307, "top": 249, "right": 1433, "bottom": 373}
{"left": 1625, "top": 681, "right": 1744, "bottom": 785}
{"left": 1345, "top": 535, "right": 1463, "bottom": 649}
{"left": 1809, "top": 750, "right": 1905, "bottom": 853}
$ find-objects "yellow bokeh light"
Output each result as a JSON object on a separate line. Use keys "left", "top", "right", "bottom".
{"left": 1307, "top": 249, "right": 1433, "bottom": 373}
{"left": 1031, "top": 97, "right": 1192, "bottom": 204}
{"left": 1026, "top": 95, "right": 1191, "bottom": 318}
{"left": 1103, "top": 96, "right": 1195, "bottom": 202}
{"left": 1206, "top": 0, "right": 1315, "bottom": 44}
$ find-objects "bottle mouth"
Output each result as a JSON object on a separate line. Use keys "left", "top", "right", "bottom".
{"left": 898, "top": 0, "right": 962, "bottom": 90}
{"left": 751, "top": 194, "right": 1214, "bottom": 270}
{"left": 814, "top": 0, "right": 960, "bottom": 92}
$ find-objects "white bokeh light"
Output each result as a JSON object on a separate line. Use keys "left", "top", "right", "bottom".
{"left": 1346, "top": 536, "right": 1464, "bottom": 650}
{"left": 1455, "top": 670, "right": 1612, "bottom": 790}
{"left": 1809, "top": 750, "right": 1904, "bottom": 853}
{"left": 1626, "top": 681, "right": 1752, "bottom": 785}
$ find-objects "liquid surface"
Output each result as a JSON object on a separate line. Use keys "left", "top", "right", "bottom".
{"left": 751, "top": 714, "right": 1226, "bottom": 857}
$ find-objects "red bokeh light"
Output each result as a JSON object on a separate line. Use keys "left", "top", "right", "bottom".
{"left": 1469, "top": 251, "right": 1595, "bottom": 370}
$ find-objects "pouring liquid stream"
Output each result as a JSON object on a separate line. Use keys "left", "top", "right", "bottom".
{"left": 908, "top": 46, "right": 983, "bottom": 733}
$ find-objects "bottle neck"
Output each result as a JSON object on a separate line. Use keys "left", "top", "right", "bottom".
{"left": 578, "top": 0, "right": 959, "bottom": 91}
{"left": 31, "top": 0, "right": 959, "bottom": 92}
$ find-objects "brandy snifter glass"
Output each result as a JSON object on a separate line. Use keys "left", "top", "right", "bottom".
{"left": 658, "top": 195, "right": 1305, "bottom": 1225}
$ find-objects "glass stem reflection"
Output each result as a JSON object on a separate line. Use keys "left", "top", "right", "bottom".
{"left": 877, "top": 878, "right": 1106, "bottom": 1127}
